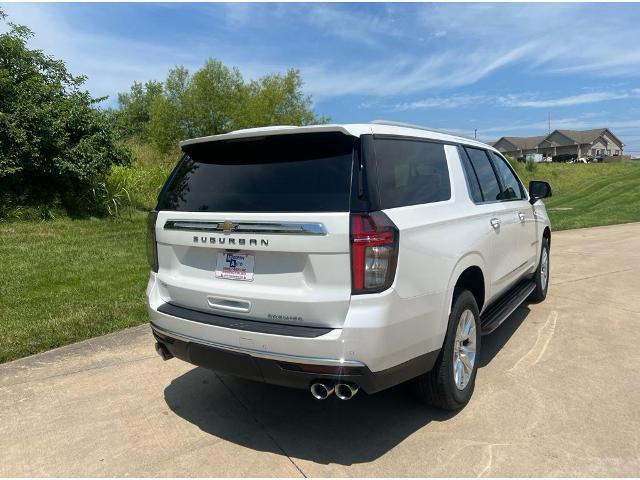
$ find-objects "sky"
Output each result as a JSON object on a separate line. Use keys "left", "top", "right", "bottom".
{"left": 3, "top": 2, "right": 640, "bottom": 154}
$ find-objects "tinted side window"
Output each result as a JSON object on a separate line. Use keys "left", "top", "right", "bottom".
{"left": 459, "top": 147, "right": 484, "bottom": 202}
{"left": 374, "top": 138, "right": 451, "bottom": 208}
{"left": 489, "top": 151, "right": 524, "bottom": 200}
{"left": 465, "top": 148, "right": 502, "bottom": 202}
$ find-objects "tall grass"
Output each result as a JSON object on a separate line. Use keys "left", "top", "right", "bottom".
{"left": 94, "top": 142, "right": 177, "bottom": 216}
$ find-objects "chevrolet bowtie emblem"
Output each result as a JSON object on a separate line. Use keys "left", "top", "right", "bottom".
{"left": 218, "top": 220, "right": 239, "bottom": 234}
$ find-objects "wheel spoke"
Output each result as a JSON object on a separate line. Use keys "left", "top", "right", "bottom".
{"left": 467, "top": 321, "right": 476, "bottom": 342}
{"left": 460, "top": 351, "right": 473, "bottom": 372}
{"left": 454, "top": 359, "right": 463, "bottom": 386}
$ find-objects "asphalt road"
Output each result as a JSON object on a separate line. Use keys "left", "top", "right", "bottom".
{"left": 1, "top": 223, "right": 639, "bottom": 476}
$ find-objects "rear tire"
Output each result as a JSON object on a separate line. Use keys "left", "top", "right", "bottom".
{"left": 412, "top": 290, "right": 481, "bottom": 410}
{"left": 529, "top": 238, "right": 550, "bottom": 302}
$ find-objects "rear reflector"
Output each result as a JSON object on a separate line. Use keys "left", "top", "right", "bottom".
{"left": 350, "top": 212, "right": 399, "bottom": 294}
{"left": 279, "top": 362, "right": 362, "bottom": 375}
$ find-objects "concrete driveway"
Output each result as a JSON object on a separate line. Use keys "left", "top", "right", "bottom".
{"left": 1, "top": 223, "right": 639, "bottom": 477}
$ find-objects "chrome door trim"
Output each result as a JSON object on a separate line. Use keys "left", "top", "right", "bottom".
{"left": 163, "top": 220, "right": 327, "bottom": 236}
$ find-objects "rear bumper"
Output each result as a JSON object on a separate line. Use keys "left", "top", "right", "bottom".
{"left": 151, "top": 322, "right": 439, "bottom": 394}
{"left": 146, "top": 270, "right": 446, "bottom": 393}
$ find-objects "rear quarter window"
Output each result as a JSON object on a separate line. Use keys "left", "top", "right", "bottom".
{"left": 373, "top": 138, "right": 451, "bottom": 209}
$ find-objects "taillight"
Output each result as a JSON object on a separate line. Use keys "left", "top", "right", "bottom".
{"left": 146, "top": 211, "right": 159, "bottom": 273}
{"left": 350, "top": 212, "right": 399, "bottom": 294}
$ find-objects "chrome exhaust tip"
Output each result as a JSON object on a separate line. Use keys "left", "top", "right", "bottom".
{"left": 155, "top": 342, "right": 173, "bottom": 361}
{"left": 310, "top": 382, "right": 334, "bottom": 400}
{"left": 335, "top": 383, "right": 359, "bottom": 400}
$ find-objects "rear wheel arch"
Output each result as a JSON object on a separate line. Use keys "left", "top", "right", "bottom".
{"left": 453, "top": 266, "right": 485, "bottom": 313}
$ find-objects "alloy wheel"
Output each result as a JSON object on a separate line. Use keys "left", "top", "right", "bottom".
{"left": 453, "top": 309, "right": 477, "bottom": 390}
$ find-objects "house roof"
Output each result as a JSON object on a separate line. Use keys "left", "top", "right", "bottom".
{"left": 493, "top": 128, "right": 624, "bottom": 152}
{"left": 556, "top": 128, "right": 608, "bottom": 144}
{"left": 498, "top": 135, "right": 547, "bottom": 151}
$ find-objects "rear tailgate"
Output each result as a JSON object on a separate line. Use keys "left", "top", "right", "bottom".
{"left": 153, "top": 132, "right": 356, "bottom": 329}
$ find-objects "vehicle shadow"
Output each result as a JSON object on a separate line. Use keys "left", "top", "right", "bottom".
{"left": 163, "top": 306, "right": 530, "bottom": 465}
{"left": 165, "top": 371, "right": 457, "bottom": 465}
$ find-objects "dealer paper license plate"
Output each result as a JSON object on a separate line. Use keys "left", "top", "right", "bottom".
{"left": 215, "top": 252, "right": 255, "bottom": 281}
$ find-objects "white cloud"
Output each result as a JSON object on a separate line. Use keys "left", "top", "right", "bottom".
{"left": 384, "top": 89, "right": 639, "bottom": 112}
{"left": 302, "top": 42, "right": 535, "bottom": 98}
{"left": 416, "top": 3, "right": 640, "bottom": 78}
{"left": 391, "top": 95, "right": 489, "bottom": 111}
{"left": 304, "top": 4, "right": 409, "bottom": 47}
{"left": 498, "top": 91, "right": 637, "bottom": 108}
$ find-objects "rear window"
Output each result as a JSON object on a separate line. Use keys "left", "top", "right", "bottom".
{"left": 374, "top": 138, "right": 451, "bottom": 209}
{"left": 158, "top": 132, "right": 355, "bottom": 212}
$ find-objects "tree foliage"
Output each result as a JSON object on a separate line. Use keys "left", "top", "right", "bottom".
{"left": 116, "top": 59, "right": 327, "bottom": 152}
{"left": 0, "top": 10, "right": 131, "bottom": 212}
{"left": 113, "top": 80, "right": 163, "bottom": 139}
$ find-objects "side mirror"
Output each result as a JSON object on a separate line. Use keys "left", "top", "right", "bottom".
{"left": 529, "top": 180, "right": 552, "bottom": 204}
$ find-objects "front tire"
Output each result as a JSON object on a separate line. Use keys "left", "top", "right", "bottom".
{"left": 529, "top": 238, "right": 550, "bottom": 302}
{"left": 412, "top": 290, "right": 481, "bottom": 410}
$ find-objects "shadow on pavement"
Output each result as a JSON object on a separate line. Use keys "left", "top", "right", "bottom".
{"left": 164, "top": 306, "right": 529, "bottom": 465}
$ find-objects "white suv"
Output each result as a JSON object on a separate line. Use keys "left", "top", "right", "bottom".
{"left": 146, "top": 121, "right": 552, "bottom": 410}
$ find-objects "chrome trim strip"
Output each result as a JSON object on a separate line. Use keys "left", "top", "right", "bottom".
{"left": 150, "top": 322, "right": 364, "bottom": 367}
{"left": 163, "top": 220, "right": 327, "bottom": 236}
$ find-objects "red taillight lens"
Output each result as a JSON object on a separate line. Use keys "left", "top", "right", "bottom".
{"left": 350, "top": 212, "right": 399, "bottom": 294}
{"left": 147, "top": 211, "right": 159, "bottom": 273}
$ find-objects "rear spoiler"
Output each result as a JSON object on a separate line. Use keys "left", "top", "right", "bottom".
{"left": 179, "top": 125, "right": 354, "bottom": 149}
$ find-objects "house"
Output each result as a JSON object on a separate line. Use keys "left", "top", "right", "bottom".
{"left": 493, "top": 128, "right": 624, "bottom": 159}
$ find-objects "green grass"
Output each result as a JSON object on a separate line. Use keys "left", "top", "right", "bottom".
{"left": 1, "top": 159, "right": 639, "bottom": 363}
{"left": 511, "top": 161, "right": 640, "bottom": 230}
{"left": 0, "top": 215, "right": 149, "bottom": 362}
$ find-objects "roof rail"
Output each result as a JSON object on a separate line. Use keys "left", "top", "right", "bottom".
{"left": 371, "top": 119, "right": 477, "bottom": 142}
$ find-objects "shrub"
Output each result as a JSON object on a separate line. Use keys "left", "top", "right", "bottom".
{"left": 0, "top": 10, "right": 131, "bottom": 216}
{"left": 525, "top": 158, "right": 538, "bottom": 173}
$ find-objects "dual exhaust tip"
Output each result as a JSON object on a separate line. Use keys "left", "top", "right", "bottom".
{"left": 155, "top": 342, "right": 173, "bottom": 361}
{"left": 310, "top": 381, "right": 359, "bottom": 400}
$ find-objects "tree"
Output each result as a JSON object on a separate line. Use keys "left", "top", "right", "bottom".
{"left": 0, "top": 10, "right": 131, "bottom": 212}
{"left": 117, "top": 58, "right": 327, "bottom": 152}
{"left": 113, "top": 80, "right": 163, "bottom": 139}
{"left": 239, "top": 69, "right": 327, "bottom": 130}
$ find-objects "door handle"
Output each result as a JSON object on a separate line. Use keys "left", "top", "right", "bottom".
{"left": 490, "top": 218, "right": 501, "bottom": 229}
{"left": 518, "top": 212, "right": 526, "bottom": 222}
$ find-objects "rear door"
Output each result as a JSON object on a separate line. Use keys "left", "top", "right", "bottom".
{"left": 487, "top": 151, "right": 538, "bottom": 274}
{"left": 463, "top": 147, "right": 519, "bottom": 298}
{"left": 153, "top": 132, "right": 356, "bottom": 329}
